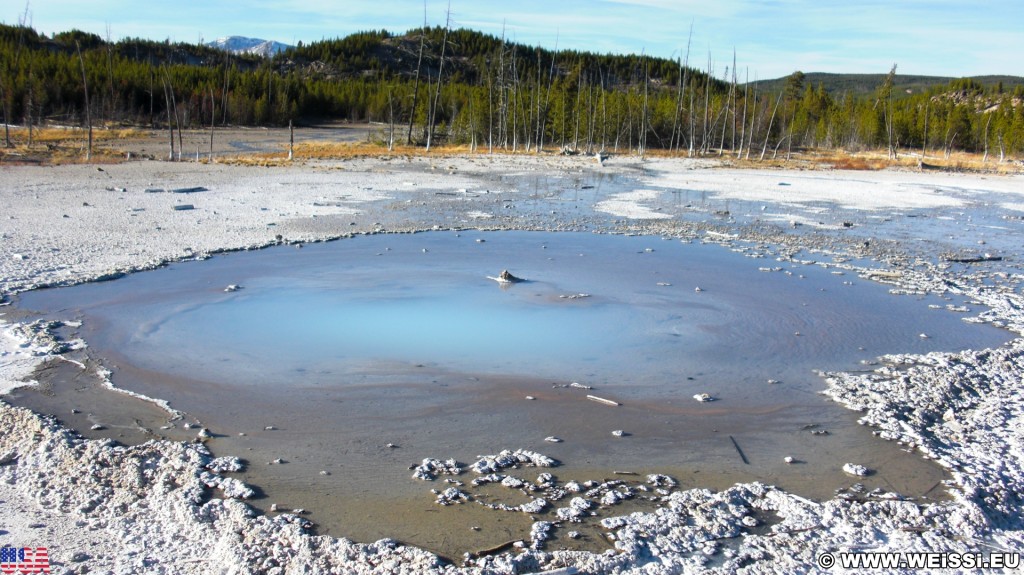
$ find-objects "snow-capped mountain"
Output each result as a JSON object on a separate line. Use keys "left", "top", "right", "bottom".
{"left": 208, "top": 36, "right": 292, "bottom": 57}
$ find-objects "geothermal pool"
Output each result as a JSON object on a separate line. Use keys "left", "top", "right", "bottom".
{"left": 12, "top": 230, "right": 1011, "bottom": 558}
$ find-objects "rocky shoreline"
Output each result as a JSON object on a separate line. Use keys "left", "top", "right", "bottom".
{"left": 2, "top": 154, "right": 1022, "bottom": 573}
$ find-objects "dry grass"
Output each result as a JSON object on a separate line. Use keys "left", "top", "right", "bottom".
{"left": 724, "top": 148, "right": 1023, "bottom": 174}
{"left": 3, "top": 124, "right": 1021, "bottom": 175}
{"left": 0, "top": 125, "right": 147, "bottom": 165}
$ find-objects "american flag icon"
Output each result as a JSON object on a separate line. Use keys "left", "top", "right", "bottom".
{"left": 0, "top": 547, "right": 50, "bottom": 574}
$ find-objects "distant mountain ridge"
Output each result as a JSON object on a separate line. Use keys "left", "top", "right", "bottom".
{"left": 208, "top": 36, "right": 292, "bottom": 57}
{"left": 753, "top": 72, "right": 1024, "bottom": 97}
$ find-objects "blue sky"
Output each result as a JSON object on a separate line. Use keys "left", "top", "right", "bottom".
{"left": 8, "top": 0, "right": 1022, "bottom": 80}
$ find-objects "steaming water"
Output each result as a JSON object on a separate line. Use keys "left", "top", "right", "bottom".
{"left": 13, "top": 230, "right": 1012, "bottom": 558}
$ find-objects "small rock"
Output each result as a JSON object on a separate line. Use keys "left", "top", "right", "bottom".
{"left": 843, "top": 463, "right": 870, "bottom": 477}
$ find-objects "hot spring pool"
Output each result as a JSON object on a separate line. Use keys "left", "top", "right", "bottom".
{"left": 11, "top": 230, "right": 1011, "bottom": 558}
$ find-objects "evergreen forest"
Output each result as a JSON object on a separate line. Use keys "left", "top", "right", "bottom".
{"left": 2, "top": 22, "right": 1023, "bottom": 161}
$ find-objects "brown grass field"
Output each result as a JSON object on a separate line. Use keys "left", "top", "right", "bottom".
{"left": 1, "top": 123, "right": 1020, "bottom": 174}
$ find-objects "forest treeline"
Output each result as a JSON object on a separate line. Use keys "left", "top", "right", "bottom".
{"left": 2, "top": 22, "right": 1023, "bottom": 160}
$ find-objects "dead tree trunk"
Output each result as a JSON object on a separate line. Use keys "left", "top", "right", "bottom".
{"left": 407, "top": 5, "right": 427, "bottom": 145}
{"left": 209, "top": 88, "right": 215, "bottom": 161}
{"left": 760, "top": 91, "right": 784, "bottom": 161}
{"left": 737, "top": 68, "right": 748, "bottom": 159}
{"left": 288, "top": 120, "right": 294, "bottom": 160}
{"left": 426, "top": 4, "right": 451, "bottom": 152}
{"left": 640, "top": 57, "right": 650, "bottom": 157}
{"left": 921, "top": 101, "right": 928, "bottom": 160}
{"left": 671, "top": 23, "right": 693, "bottom": 153}
{"left": 221, "top": 62, "right": 231, "bottom": 125}
{"left": 25, "top": 56, "right": 34, "bottom": 148}
{"left": 0, "top": 78, "right": 10, "bottom": 148}
{"left": 76, "top": 42, "right": 93, "bottom": 161}
{"left": 982, "top": 113, "right": 992, "bottom": 163}
{"left": 162, "top": 72, "right": 174, "bottom": 161}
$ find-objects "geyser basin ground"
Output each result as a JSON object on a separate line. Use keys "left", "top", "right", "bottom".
{"left": 11, "top": 229, "right": 1011, "bottom": 558}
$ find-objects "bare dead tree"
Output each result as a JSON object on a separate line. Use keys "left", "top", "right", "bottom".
{"left": 572, "top": 62, "right": 583, "bottom": 151}
{"left": 760, "top": 90, "right": 784, "bottom": 161}
{"left": 640, "top": 54, "right": 649, "bottom": 157}
{"left": 161, "top": 69, "right": 175, "bottom": 160}
{"left": 75, "top": 42, "right": 93, "bottom": 161}
{"left": 729, "top": 50, "right": 738, "bottom": 153}
{"left": 510, "top": 47, "right": 520, "bottom": 151}
{"left": 921, "top": 101, "right": 928, "bottom": 161}
{"left": 670, "top": 23, "right": 693, "bottom": 153}
{"left": 288, "top": 119, "right": 294, "bottom": 160}
{"left": 880, "top": 63, "right": 897, "bottom": 159}
{"left": 486, "top": 54, "right": 494, "bottom": 153}
{"left": 171, "top": 78, "right": 182, "bottom": 158}
{"left": 737, "top": 68, "right": 748, "bottom": 159}
{"left": 718, "top": 64, "right": 733, "bottom": 156}
{"left": 106, "top": 24, "right": 117, "bottom": 121}
{"left": 0, "top": 73, "right": 10, "bottom": 148}
{"left": 981, "top": 113, "right": 993, "bottom": 163}
{"left": 209, "top": 87, "right": 215, "bottom": 161}
{"left": 745, "top": 77, "right": 759, "bottom": 160}
{"left": 25, "top": 53, "right": 34, "bottom": 147}
{"left": 700, "top": 51, "right": 712, "bottom": 154}
{"left": 407, "top": 2, "right": 427, "bottom": 145}
{"left": 538, "top": 34, "right": 559, "bottom": 153}
{"left": 387, "top": 86, "right": 396, "bottom": 151}
{"left": 221, "top": 59, "right": 232, "bottom": 125}
{"left": 426, "top": 2, "right": 451, "bottom": 151}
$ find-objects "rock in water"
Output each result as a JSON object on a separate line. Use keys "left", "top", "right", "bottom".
{"left": 489, "top": 269, "right": 525, "bottom": 284}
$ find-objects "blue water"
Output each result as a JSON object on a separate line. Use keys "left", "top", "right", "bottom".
{"left": 21, "top": 231, "right": 1009, "bottom": 404}
{"left": 14, "top": 229, "right": 1015, "bottom": 555}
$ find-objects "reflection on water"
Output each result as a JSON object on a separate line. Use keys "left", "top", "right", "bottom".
{"left": 11, "top": 231, "right": 1012, "bottom": 558}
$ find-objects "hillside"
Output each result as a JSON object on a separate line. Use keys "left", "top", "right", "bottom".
{"left": 1, "top": 23, "right": 1023, "bottom": 161}
{"left": 754, "top": 72, "right": 1024, "bottom": 98}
